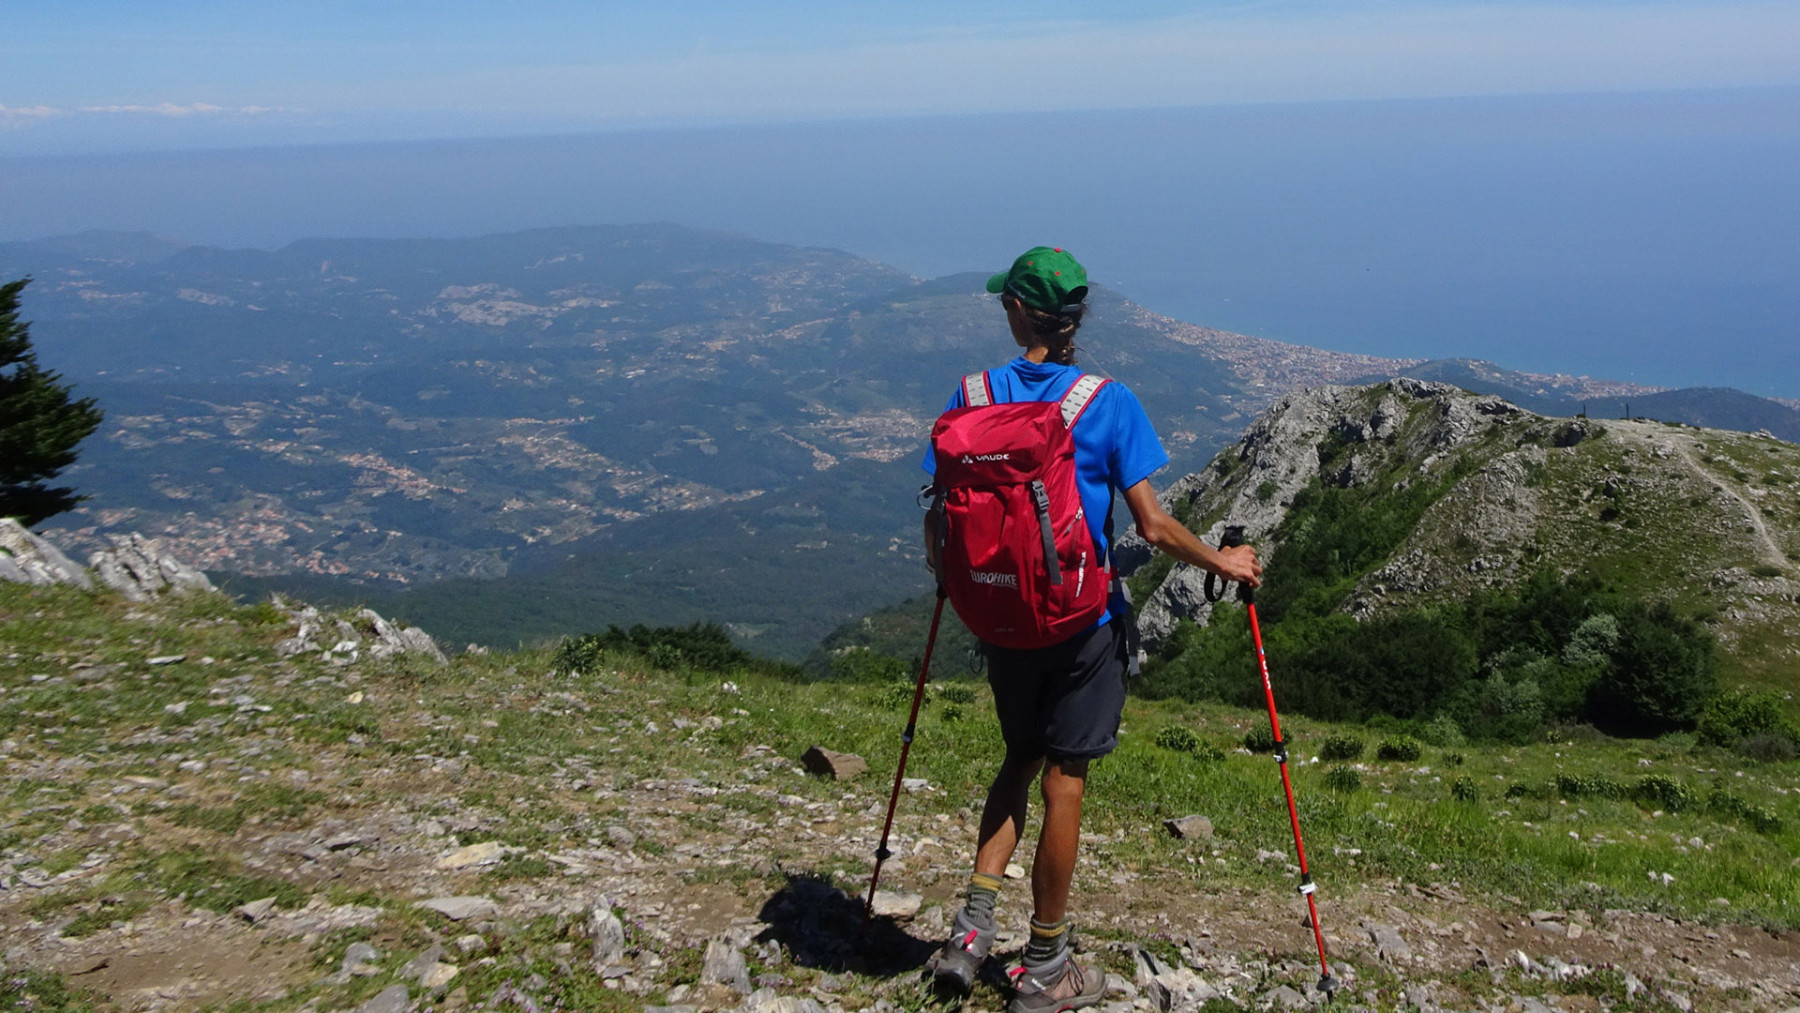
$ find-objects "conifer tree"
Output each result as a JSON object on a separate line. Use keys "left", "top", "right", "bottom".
{"left": 0, "top": 278, "right": 104, "bottom": 526}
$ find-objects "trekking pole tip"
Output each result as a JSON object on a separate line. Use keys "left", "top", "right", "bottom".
{"left": 1317, "top": 973, "right": 1341, "bottom": 997}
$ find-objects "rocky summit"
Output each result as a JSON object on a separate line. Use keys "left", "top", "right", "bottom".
{"left": 1132, "top": 379, "right": 1800, "bottom": 677}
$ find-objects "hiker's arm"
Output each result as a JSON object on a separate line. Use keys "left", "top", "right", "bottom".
{"left": 1122, "top": 479, "right": 1261, "bottom": 587}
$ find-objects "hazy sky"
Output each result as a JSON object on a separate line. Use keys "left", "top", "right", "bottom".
{"left": 5, "top": 4, "right": 1796, "bottom": 395}
{"left": 7, "top": 1, "right": 1800, "bottom": 154}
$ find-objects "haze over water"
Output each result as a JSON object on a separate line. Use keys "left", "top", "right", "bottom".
{"left": 4, "top": 88, "right": 1797, "bottom": 396}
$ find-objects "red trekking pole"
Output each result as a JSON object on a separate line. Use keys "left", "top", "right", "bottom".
{"left": 1206, "top": 526, "right": 1339, "bottom": 996}
{"left": 863, "top": 585, "right": 948, "bottom": 927}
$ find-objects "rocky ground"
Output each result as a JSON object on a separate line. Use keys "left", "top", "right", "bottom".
{"left": 5, "top": 526, "right": 1800, "bottom": 1013}
{"left": 6, "top": 738, "right": 1800, "bottom": 1013}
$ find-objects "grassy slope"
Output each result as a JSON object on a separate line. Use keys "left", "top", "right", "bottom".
{"left": 3, "top": 581, "right": 1798, "bottom": 1011}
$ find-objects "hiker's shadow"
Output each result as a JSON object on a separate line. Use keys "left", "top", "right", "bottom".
{"left": 754, "top": 872, "right": 936, "bottom": 977}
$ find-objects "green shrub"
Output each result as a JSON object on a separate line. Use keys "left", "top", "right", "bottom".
{"left": 1554, "top": 774, "right": 1628, "bottom": 800}
{"left": 1697, "top": 689, "right": 1799, "bottom": 752}
{"left": 483, "top": 853, "right": 555, "bottom": 881}
{"left": 551, "top": 633, "right": 608, "bottom": 674}
{"left": 1375, "top": 736, "right": 1422, "bottom": 762}
{"left": 1737, "top": 733, "right": 1798, "bottom": 763}
{"left": 1323, "top": 766, "right": 1361, "bottom": 792}
{"left": 874, "top": 681, "right": 919, "bottom": 710}
{"left": 1268, "top": 610, "right": 1481, "bottom": 723}
{"left": 1155, "top": 727, "right": 1200, "bottom": 753}
{"left": 1546, "top": 722, "right": 1607, "bottom": 745}
{"left": 1451, "top": 776, "right": 1479, "bottom": 802}
{"left": 1631, "top": 774, "right": 1695, "bottom": 813}
{"left": 1504, "top": 782, "right": 1550, "bottom": 800}
{"left": 1454, "top": 671, "right": 1546, "bottom": 744}
{"left": 1417, "top": 713, "right": 1467, "bottom": 747}
{"left": 1318, "top": 734, "right": 1364, "bottom": 761}
{"left": 554, "top": 622, "right": 797, "bottom": 679}
{"left": 1706, "top": 789, "right": 1783, "bottom": 834}
{"left": 1243, "top": 726, "right": 1278, "bottom": 754}
{"left": 1155, "top": 726, "right": 1223, "bottom": 760}
{"left": 1560, "top": 613, "right": 1621, "bottom": 668}
{"left": 1552, "top": 421, "right": 1593, "bottom": 447}
{"left": 936, "top": 681, "right": 977, "bottom": 705}
{"left": 1586, "top": 602, "right": 1716, "bottom": 737}
{"left": 238, "top": 600, "right": 288, "bottom": 627}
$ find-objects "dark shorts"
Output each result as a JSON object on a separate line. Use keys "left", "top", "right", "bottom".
{"left": 985, "top": 619, "right": 1128, "bottom": 762}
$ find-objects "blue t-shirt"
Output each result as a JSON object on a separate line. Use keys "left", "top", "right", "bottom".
{"left": 923, "top": 357, "right": 1170, "bottom": 625}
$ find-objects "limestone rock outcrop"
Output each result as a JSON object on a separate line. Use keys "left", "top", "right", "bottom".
{"left": 0, "top": 518, "right": 93, "bottom": 589}
{"left": 89, "top": 531, "right": 216, "bottom": 601}
{"left": 2, "top": 518, "right": 447, "bottom": 663}
{"left": 1, "top": 519, "right": 219, "bottom": 602}
{"left": 273, "top": 599, "right": 449, "bottom": 665}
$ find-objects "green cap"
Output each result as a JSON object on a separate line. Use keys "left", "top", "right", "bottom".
{"left": 986, "top": 246, "right": 1088, "bottom": 315}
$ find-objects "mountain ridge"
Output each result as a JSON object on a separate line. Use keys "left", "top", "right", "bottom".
{"left": 1133, "top": 378, "right": 1800, "bottom": 693}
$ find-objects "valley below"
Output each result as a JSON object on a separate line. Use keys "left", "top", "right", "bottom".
{"left": 12, "top": 224, "right": 1777, "bottom": 658}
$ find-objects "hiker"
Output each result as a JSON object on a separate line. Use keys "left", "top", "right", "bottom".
{"left": 922, "top": 246, "right": 1261, "bottom": 1011}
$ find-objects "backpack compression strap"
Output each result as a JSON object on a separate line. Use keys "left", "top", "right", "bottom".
{"left": 1058, "top": 374, "right": 1108, "bottom": 428}
{"left": 1060, "top": 374, "right": 1112, "bottom": 581}
{"left": 961, "top": 372, "right": 994, "bottom": 408}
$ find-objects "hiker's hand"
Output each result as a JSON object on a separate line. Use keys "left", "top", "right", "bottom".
{"left": 1216, "top": 544, "right": 1262, "bottom": 588}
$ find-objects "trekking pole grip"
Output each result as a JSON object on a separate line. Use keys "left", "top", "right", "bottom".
{"left": 1204, "top": 525, "right": 1251, "bottom": 604}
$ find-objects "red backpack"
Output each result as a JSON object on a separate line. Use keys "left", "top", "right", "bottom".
{"left": 929, "top": 371, "right": 1111, "bottom": 649}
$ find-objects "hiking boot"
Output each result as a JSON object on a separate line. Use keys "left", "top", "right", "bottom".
{"left": 1007, "top": 954, "right": 1107, "bottom": 1013}
{"left": 932, "top": 909, "right": 996, "bottom": 994}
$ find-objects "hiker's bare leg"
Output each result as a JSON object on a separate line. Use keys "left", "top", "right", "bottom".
{"left": 1031, "top": 757, "right": 1088, "bottom": 923}
{"left": 974, "top": 751, "right": 1045, "bottom": 877}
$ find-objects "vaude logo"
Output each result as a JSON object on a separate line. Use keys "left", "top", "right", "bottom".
{"left": 960, "top": 453, "right": 1010, "bottom": 463}
{"left": 969, "top": 570, "right": 1019, "bottom": 589}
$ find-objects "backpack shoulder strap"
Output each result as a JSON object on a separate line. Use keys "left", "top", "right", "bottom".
{"left": 961, "top": 371, "right": 994, "bottom": 408}
{"left": 1057, "top": 374, "right": 1109, "bottom": 428}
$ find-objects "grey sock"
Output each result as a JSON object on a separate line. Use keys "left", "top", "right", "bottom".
{"left": 1024, "top": 916, "right": 1069, "bottom": 968}
{"left": 962, "top": 872, "right": 1002, "bottom": 927}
